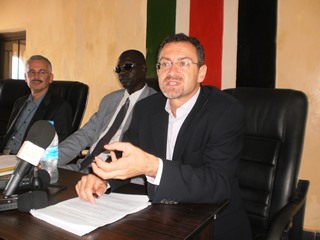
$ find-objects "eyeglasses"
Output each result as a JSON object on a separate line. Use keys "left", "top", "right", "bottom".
{"left": 26, "top": 70, "right": 48, "bottom": 77}
{"left": 114, "top": 63, "right": 137, "bottom": 74}
{"left": 156, "top": 60, "right": 198, "bottom": 71}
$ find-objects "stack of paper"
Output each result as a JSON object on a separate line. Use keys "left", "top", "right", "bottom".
{"left": 0, "top": 155, "right": 18, "bottom": 176}
{"left": 31, "top": 193, "right": 151, "bottom": 236}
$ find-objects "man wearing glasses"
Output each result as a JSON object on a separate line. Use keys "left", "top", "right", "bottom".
{"left": 75, "top": 34, "right": 252, "bottom": 240}
{"left": 58, "top": 50, "right": 157, "bottom": 173}
{"left": 0, "top": 55, "right": 72, "bottom": 155}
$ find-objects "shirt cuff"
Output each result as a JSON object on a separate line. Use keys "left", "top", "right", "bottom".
{"left": 146, "top": 158, "right": 163, "bottom": 185}
{"left": 106, "top": 182, "right": 111, "bottom": 194}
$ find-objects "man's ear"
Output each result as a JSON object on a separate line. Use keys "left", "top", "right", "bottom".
{"left": 49, "top": 73, "right": 54, "bottom": 83}
{"left": 197, "top": 64, "right": 207, "bottom": 83}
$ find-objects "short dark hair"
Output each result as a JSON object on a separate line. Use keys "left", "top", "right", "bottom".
{"left": 26, "top": 55, "right": 52, "bottom": 73}
{"left": 157, "top": 33, "right": 205, "bottom": 67}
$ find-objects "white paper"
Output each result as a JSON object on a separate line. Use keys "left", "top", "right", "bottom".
{"left": 30, "top": 193, "right": 151, "bottom": 236}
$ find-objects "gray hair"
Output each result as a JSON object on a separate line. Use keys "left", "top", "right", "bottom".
{"left": 25, "top": 55, "right": 52, "bottom": 73}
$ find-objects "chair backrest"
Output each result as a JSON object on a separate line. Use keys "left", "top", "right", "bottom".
{"left": 223, "top": 87, "right": 308, "bottom": 238}
{"left": 146, "top": 77, "right": 160, "bottom": 92}
{"left": 0, "top": 79, "right": 89, "bottom": 137}
{"left": 50, "top": 81, "right": 89, "bottom": 133}
{"left": 0, "top": 80, "right": 30, "bottom": 137}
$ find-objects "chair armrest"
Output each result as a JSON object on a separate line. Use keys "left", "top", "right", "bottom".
{"left": 266, "top": 179, "right": 309, "bottom": 240}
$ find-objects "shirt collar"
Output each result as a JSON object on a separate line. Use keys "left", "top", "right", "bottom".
{"left": 124, "top": 84, "right": 147, "bottom": 102}
{"left": 28, "top": 93, "right": 45, "bottom": 107}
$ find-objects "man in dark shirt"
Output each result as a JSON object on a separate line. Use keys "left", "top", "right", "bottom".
{"left": 0, "top": 55, "right": 72, "bottom": 154}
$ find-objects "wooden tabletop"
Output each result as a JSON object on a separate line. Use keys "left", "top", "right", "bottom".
{"left": 0, "top": 169, "right": 227, "bottom": 240}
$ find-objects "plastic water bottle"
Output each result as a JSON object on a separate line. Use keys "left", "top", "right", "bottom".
{"left": 40, "top": 121, "right": 59, "bottom": 183}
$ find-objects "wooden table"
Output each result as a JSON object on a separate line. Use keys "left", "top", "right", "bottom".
{"left": 0, "top": 169, "right": 227, "bottom": 239}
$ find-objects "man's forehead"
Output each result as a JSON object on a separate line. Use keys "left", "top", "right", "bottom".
{"left": 119, "top": 54, "right": 134, "bottom": 60}
{"left": 27, "top": 60, "right": 48, "bottom": 68}
{"left": 159, "top": 42, "right": 197, "bottom": 59}
{"left": 119, "top": 54, "right": 143, "bottom": 64}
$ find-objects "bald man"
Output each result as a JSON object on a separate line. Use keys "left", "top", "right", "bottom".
{"left": 58, "top": 50, "right": 157, "bottom": 172}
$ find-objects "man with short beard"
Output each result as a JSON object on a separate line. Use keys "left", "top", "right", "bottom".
{"left": 75, "top": 34, "right": 252, "bottom": 240}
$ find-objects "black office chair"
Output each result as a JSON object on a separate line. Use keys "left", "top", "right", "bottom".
{"left": 223, "top": 87, "right": 309, "bottom": 240}
{"left": 0, "top": 79, "right": 89, "bottom": 137}
{"left": 0, "top": 80, "right": 30, "bottom": 138}
{"left": 146, "top": 77, "right": 160, "bottom": 92}
{"left": 50, "top": 81, "right": 89, "bottom": 133}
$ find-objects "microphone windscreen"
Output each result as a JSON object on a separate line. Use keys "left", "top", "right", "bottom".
{"left": 17, "top": 190, "right": 48, "bottom": 212}
{"left": 25, "top": 120, "right": 56, "bottom": 149}
{"left": 37, "top": 169, "right": 51, "bottom": 189}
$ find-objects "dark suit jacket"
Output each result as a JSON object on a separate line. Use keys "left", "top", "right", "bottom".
{"left": 0, "top": 87, "right": 73, "bottom": 152}
{"left": 123, "top": 85, "right": 252, "bottom": 239}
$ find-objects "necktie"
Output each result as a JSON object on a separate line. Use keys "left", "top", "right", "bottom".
{"left": 80, "top": 97, "right": 130, "bottom": 170}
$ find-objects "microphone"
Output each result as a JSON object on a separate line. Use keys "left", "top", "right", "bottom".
{"left": 0, "top": 169, "right": 51, "bottom": 191}
{"left": 30, "top": 168, "right": 51, "bottom": 190}
{"left": 0, "top": 169, "right": 52, "bottom": 212}
{"left": 3, "top": 120, "right": 55, "bottom": 197}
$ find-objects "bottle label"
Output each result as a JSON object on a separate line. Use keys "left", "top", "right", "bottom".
{"left": 43, "top": 146, "right": 58, "bottom": 161}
